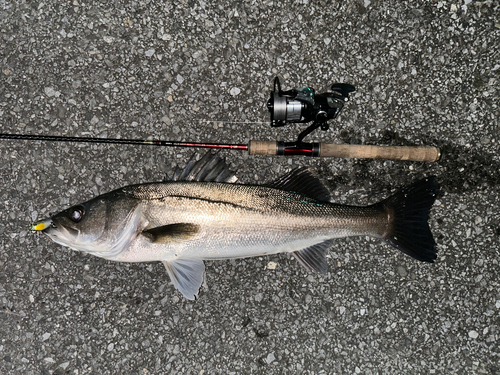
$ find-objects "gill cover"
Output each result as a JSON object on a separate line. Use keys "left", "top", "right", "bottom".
{"left": 36, "top": 193, "right": 143, "bottom": 260}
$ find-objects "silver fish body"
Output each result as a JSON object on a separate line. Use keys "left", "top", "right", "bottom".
{"left": 32, "top": 154, "right": 439, "bottom": 299}
{"left": 113, "top": 181, "right": 387, "bottom": 262}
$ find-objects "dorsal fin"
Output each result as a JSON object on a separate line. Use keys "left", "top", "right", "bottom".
{"left": 267, "top": 167, "right": 331, "bottom": 202}
{"left": 166, "top": 152, "right": 238, "bottom": 183}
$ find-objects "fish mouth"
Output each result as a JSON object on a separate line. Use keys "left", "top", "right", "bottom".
{"left": 31, "top": 218, "right": 80, "bottom": 249}
{"left": 30, "top": 218, "right": 75, "bottom": 239}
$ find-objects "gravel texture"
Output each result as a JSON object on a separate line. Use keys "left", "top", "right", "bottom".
{"left": 1, "top": 1, "right": 499, "bottom": 374}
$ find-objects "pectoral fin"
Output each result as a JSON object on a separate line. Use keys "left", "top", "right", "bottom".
{"left": 142, "top": 223, "right": 200, "bottom": 244}
{"left": 291, "top": 240, "right": 333, "bottom": 274}
{"left": 162, "top": 259, "right": 206, "bottom": 300}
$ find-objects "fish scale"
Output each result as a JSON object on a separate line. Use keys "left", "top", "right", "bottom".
{"left": 122, "top": 183, "right": 385, "bottom": 256}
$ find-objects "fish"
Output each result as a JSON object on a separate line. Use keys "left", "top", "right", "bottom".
{"left": 31, "top": 153, "right": 440, "bottom": 300}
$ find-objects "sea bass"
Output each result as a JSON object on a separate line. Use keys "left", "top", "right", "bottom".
{"left": 31, "top": 153, "right": 439, "bottom": 300}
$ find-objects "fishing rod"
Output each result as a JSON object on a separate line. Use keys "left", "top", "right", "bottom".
{"left": 0, "top": 77, "right": 441, "bottom": 162}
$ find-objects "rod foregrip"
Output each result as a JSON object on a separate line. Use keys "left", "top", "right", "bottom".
{"left": 248, "top": 140, "right": 279, "bottom": 156}
{"left": 318, "top": 143, "right": 441, "bottom": 162}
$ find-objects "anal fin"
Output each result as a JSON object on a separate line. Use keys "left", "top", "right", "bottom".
{"left": 291, "top": 240, "right": 332, "bottom": 274}
{"left": 162, "top": 259, "right": 206, "bottom": 300}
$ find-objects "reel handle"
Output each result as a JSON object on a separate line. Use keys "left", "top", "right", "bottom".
{"left": 248, "top": 141, "right": 441, "bottom": 162}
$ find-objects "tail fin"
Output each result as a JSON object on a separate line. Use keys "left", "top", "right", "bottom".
{"left": 378, "top": 177, "right": 440, "bottom": 263}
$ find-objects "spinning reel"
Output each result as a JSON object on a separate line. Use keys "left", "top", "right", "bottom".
{"left": 267, "top": 77, "right": 355, "bottom": 146}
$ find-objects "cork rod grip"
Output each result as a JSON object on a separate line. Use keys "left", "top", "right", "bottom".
{"left": 248, "top": 141, "right": 441, "bottom": 162}
{"left": 318, "top": 143, "right": 440, "bottom": 162}
{"left": 248, "top": 141, "right": 278, "bottom": 156}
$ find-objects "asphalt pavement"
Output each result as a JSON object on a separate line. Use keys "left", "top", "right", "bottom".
{"left": 1, "top": 1, "right": 499, "bottom": 374}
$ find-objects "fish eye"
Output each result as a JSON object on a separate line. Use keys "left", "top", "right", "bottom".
{"left": 69, "top": 206, "right": 85, "bottom": 222}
